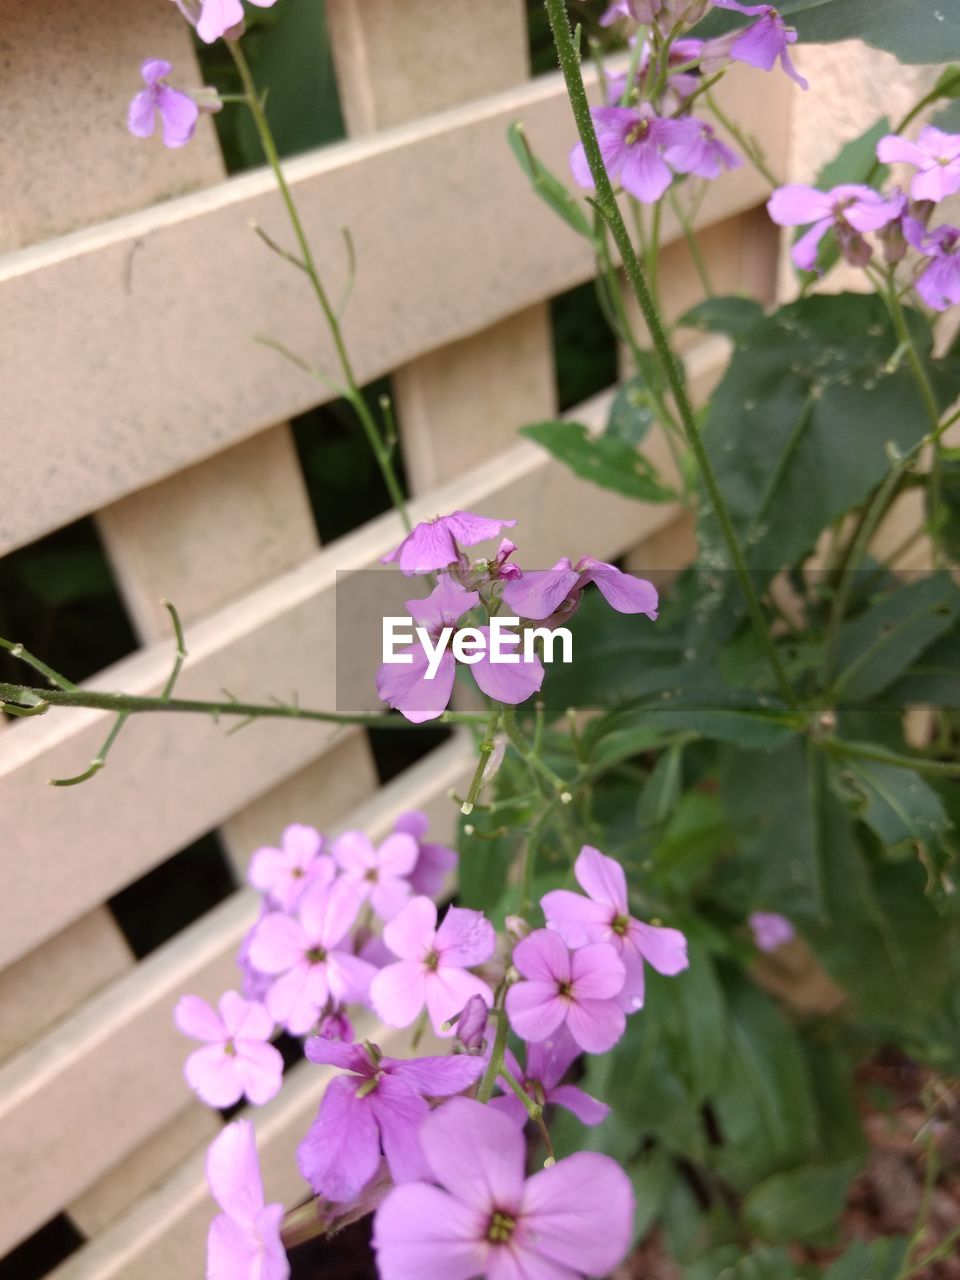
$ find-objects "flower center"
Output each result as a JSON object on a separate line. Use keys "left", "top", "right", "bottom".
{"left": 625, "top": 119, "right": 651, "bottom": 146}
{"left": 306, "top": 946, "right": 328, "bottom": 964}
{"left": 487, "top": 1210, "right": 517, "bottom": 1244}
{"left": 612, "top": 914, "right": 630, "bottom": 937}
{"left": 356, "top": 1073, "right": 381, "bottom": 1099}
{"left": 558, "top": 980, "right": 573, "bottom": 998}
{"left": 364, "top": 868, "right": 379, "bottom": 883}
{"left": 291, "top": 867, "right": 304, "bottom": 879}
{"left": 425, "top": 950, "right": 440, "bottom": 972}
{"left": 224, "top": 1038, "right": 237, "bottom": 1057}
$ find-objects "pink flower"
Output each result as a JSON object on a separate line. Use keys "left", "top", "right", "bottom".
{"left": 382, "top": 511, "right": 517, "bottom": 576}
{"left": 376, "top": 576, "right": 544, "bottom": 724}
{"left": 601, "top": 0, "right": 660, "bottom": 22}
{"left": 664, "top": 119, "right": 742, "bottom": 181}
{"left": 297, "top": 1040, "right": 486, "bottom": 1202}
{"left": 492, "top": 1028, "right": 610, "bottom": 1128}
{"left": 372, "top": 1097, "right": 634, "bottom": 1280}
{"left": 878, "top": 127, "right": 960, "bottom": 203}
{"left": 705, "top": 3, "right": 809, "bottom": 90}
{"left": 570, "top": 104, "right": 704, "bottom": 204}
{"left": 332, "top": 829, "right": 418, "bottom": 921}
{"left": 248, "top": 823, "right": 334, "bottom": 912}
{"left": 541, "top": 845, "right": 689, "bottom": 1011}
{"left": 315, "top": 1009, "right": 355, "bottom": 1042}
{"left": 175, "top": 992, "right": 283, "bottom": 1108}
{"left": 749, "top": 911, "right": 796, "bottom": 952}
{"left": 248, "top": 880, "right": 375, "bottom": 1035}
{"left": 905, "top": 218, "right": 960, "bottom": 311}
{"left": 767, "top": 183, "right": 905, "bottom": 271}
{"left": 454, "top": 994, "right": 490, "bottom": 1050}
{"left": 206, "top": 1120, "right": 289, "bottom": 1280}
{"left": 502, "top": 555, "right": 658, "bottom": 624}
{"left": 370, "top": 897, "right": 496, "bottom": 1036}
{"left": 393, "top": 810, "right": 459, "bottom": 898}
{"left": 505, "top": 929, "right": 627, "bottom": 1054}
{"left": 173, "top": 0, "right": 279, "bottom": 44}
{"left": 127, "top": 59, "right": 199, "bottom": 149}
{"left": 606, "top": 39, "right": 705, "bottom": 111}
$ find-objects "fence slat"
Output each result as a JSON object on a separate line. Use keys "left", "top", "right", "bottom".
{"left": 0, "top": 736, "right": 472, "bottom": 1256}
{"left": 0, "top": 67, "right": 790, "bottom": 554}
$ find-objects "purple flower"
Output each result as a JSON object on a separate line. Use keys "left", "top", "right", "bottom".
{"left": 393, "top": 810, "right": 459, "bottom": 898}
{"left": 372, "top": 1097, "right": 634, "bottom": 1280}
{"left": 454, "top": 994, "right": 489, "bottom": 1050}
{"left": 878, "top": 127, "right": 960, "bottom": 203}
{"left": 906, "top": 219, "right": 960, "bottom": 311}
{"left": 376, "top": 576, "right": 544, "bottom": 724}
{"left": 316, "top": 1009, "right": 355, "bottom": 1042}
{"left": 749, "top": 911, "right": 796, "bottom": 952}
{"left": 173, "top": 0, "right": 279, "bottom": 44}
{"left": 502, "top": 555, "right": 658, "bottom": 624}
{"left": 704, "top": 3, "right": 809, "bottom": 90}
{"left": 248, "top": 823, "right": 334, "bottom": 913}
{"left": 127, "top": 59, "right": 200, "bottom": 149}
{"left": 767, "top": 183, "right": 905, "bottom": 271}
{"left": 606, "top": 38, "right": 705, "bottom": 110}
{"left": 332, "top": 829, "right": 418, "bottom": 921}
{"left": 601, "top": 0, "right": 661, "bottom": 22}
{"left": 570, "top": 104, "right": 704, "bottom": 204}
{"left": 248, "top": 880, "right": 375, "bottom": 1035}
{"left": 237, "top": 909, "right": 274, "bottom": 1002}
{"left": 505, "top": 929, "right": 627, "bottom": 1054}
{"left": 492, "top": 1028, "right": 610, "bottom": 1128}
{"left": 542, "top": 845, "right": 689, "bottom": 1011}
{"left": 382, "top": 511, "right": 517, "bottom": 576}
{"left": 370, "top": 897, "right": 496, "bottom": 1036}
{"left": 664, "top": 119, "right": 742, "bottom": 181}
{"left": 175, "top": 992, "right": 283, "bottom": 1108}
{"left": 206, "top": 1120, "right": 289, "bottom": 1280}
{"left": 298, "top": 1040, "right": 486, "bottom": 1202}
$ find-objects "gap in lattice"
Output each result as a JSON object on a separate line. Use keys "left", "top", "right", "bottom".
{"left": 108, "top": 831, "right": 237, "bottom": 960}
{"left": 366, "top": 725, "right": 454, "bottom": 787}
{"left": 550, "top": 280, "right": 620, "bottom": 411}
{"left": 195, "top": 0, "right": 346, "bottom": 174}
{"left": 0, "top": 517, "right": 138, "bottom": 697}
{"left": 292, "top": 377, "right": 410, "bottom": 545}
{"left": 0, "top": 1213, "right": 84, "bottom": 1280}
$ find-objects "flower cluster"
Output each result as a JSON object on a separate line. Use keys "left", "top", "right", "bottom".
{"left": 767, "top": 124, "right": 960, "bottom": 309}
{"left": 576, "top": 0, "right": 806, "bottom": 204}
{"left": 377, "top": 511, "right": 658, "bottom": 722}
{"left": 183, "top": 835, "right": 686, "bottom": 1277}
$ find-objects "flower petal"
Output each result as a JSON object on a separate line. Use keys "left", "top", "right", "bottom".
{"left": 127, "top": 90, "right": 157, "bottom": 139}
{"left": 425, "top": 969, "right": 494, "bottom": 1035}
{"left": 541, "top": 890, "right": 611, "bottom": 949}
{"left": 573, "top": 844, "right": 628, "bottom": 912}
{"left": 371, "top": 961, "right": 428, "bottom": 1027}
{"left": 767, "top": 185, "right": 833, "bottom": 227}
{"left": 520, "top": 1151, "right": 634, "bottom": 1275}
{"left": 235, "top": 1040, "right": 284, "bottom": 1105}
{"left": 419, "top": 1096, "right": 526, "bottom": 1211}
{"left": 156, "top": 85, "right": 199, "bottom": 149}
{"left": 383, "top": 896, "right": 437, "bottom": 960}
{"left": 576, "top": 560, "right": 659, "bottom": 617}
{"left": 565, "top": 998, "right": 626, "bottom": 1053}
{"left": 387, "top": 1052, "right": 486, "bottom": 1096}
{"left": 513, "top": 929, "right": 571, "bottom": 983}
{"left": 378, "top": 646, "right": 456, "bottom": 723}
{"left": 297, "top": 1076, "right": 381, "bottom": 1202}
{"left": 631, "top": 921, "right": 689, "bottom": 974}
{"left": 435, "top": 906, "right": 497, "bottom": 968}
{"left": 505, "top": 982, "right": 568, "bottom": 1043}
{"left": 470, "top": 631, "right": 544, "bottom": 705}
{"left": 373, "top": 1184, "right": 489, "bottom": 1280}
{"left": 501, "top": 564, "right": 580, "bottom": 621}
{"left": 570, "top": 942, "right": 626, "bottom": 1000}
{"left": 547, "top": 1083, "right": 611, "bottom": 1127}
{"left": 219, "top": 991, "right": 272, "bottom": 1041}
{"left": 186, "top": 1045, "right": 243, "bottom": 1108}
{"left": 206, "top": 1119, "right": 265, "bottom": 1219}
{"left": 174, "top": 994, "right": 225, "bottom": 1043}
{"left": 369, "top": 1075, "right": 431, "bottom": 1182}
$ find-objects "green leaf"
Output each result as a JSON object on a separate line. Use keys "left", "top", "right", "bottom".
{"left": 695, "top": 2, "right": 960, "bottom": 65}
{"left": 934, "top": 447, "right": 960, "bottom": 558}
{"left": 698, "top": 294, "right": 946, "bottom": 580}
{"left": 627, "top": 1149, "right": 673, "bottom": 1240}
{"left": 507, "top": 121, "right": 593, "bottom": 239}
{"left": 823, "top": 1236, "right": 910, "bottom": 1280}
{"left": 520, "top": 420, "right": 676, "bottom": 503}
{"left": 831, "top": 574, "right": 960, "bottom": 702}
{"left": 885, "top": 624, "right": 960, "bottom": 707}
{"left": 634, "top": 687, "right": 800, "bottom": 750}
{"left": 685, "top": 1246, "right": 799, "bottom": 1280}
{"left": 742, "top": 1160, "right": 860, "bottom": 1244}
{"left": 828, "top": 753, "right": 953, "bottom": 848}
{"left": 606, "top": 374, "right": 657, "bottom": 445}
{"left": 676, "top": 941, "right": 728, "bottom": 1102}
{"left": 679, "top": 296, "right": 765, "bottom": 339}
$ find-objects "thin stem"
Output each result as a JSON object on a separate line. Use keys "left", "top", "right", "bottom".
{"left": 227, "top": 40, "right": 411, "bottom": 532}
{"left": 477, "top": 1007, "right": 510, "bottom": 1104}
{"left": 544, "top": 0, "right": 797, "bottom": 707}
{"left": 501, "top": 704, "right": 571, "bottom": 798}
{"left": 820, "top": 737, "right": 960, "bottom": 779}
{"left": 499, "top": 1063, "right": 556, "bottom": 1164}
{"left": 704, "top": 91, "right": 778, "bottom": 186}
{"left": 461, "top": 707, "right": 502, "bottom": 815}
{"left": 668, "top": 188, "right": 714, "bottom": 296}
{"left": 0, "top": 636, "right": 77, "bottom": 692}
{"left": 0, "top": 682, "right": 485, "bottom": 731}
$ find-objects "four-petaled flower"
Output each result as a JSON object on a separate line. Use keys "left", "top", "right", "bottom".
{"left": 492, "top": 1027, "right": 610, "bottom": 1128}
{"left": 505, "top": 929, "right": 627, "bottom": 1053}
{"left": 373, "top": 1097, "right": 634, "bottom": 1280}
{"left": 173, "top": 0, "right": 279, "bottom": 44}
{"left": 206, "top": 1120, "right": 289, "bottom": 1280}
{"left": 248, "top": 823, "right": 334, "bottom": 913}
{"left": 382, "top": 511, "right": 517, "bottom": 576}
{"left": 704, "top": 3, "right": 808, "bottom": 89}
{"left": 393, "top": 810, "right": 459, "bottom": 898}
{"left": 905, "top": 219, "right": 960, "bottom": 311}
{"left": 248, "top": 879, "right": 376, "bottom": 1035}
{"left": 175, "top": 992, "right": 284, "bottom": 1108}
{"left": 542, "top": 845, "right": 689, "bottom": 1011}
{"left": 767, "top": 183, "right": 905, "bottom": 271}
{"left": 332, "top": 828, "right": 419, "bottom": 921}
{"left": 749, "top": 911, "right": 796, "bottom": 952}
{"left": 376, "top": 576, "right": 544, "bottom": 723}
{"left": 297, "top": 1039, "right": 486, "bottom": 1202}
{"left": 570, "top": 104, "right": 704, "bottom": 204}
{"left": 371, "top": 897, "right": 496, "bottom": 1035}
{"left": 502, "top": 555, "right": 659, "bottom": 624}
{"left": 878, "top": 127, "right": 960, "bottom": 203}
{"left": 127, "top": 59, "right": 200, "bottom": 150}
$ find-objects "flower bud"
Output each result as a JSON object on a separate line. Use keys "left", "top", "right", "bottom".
{"left": 316, "top": 1010, "right": 355, "bottom": 1043}
{"left": 454, "top": 995, "right": 489, "bottom": 1050}
{"left": 505, "top": 914, "right": 532, "bottom": 941}
{"left": 879, "top": 218, "right": 907, "bottom": 266}
{"left": 836, "top": 223, "right": 872, "bottom": 268}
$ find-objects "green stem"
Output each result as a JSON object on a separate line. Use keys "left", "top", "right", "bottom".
{"left": 0, "top": 636, "right": 77, "bottom": 692}
{"left": 704, "top": 91, "right": 778, "bottom": 186}
{"left": 668, "top": 189, "right": 714, "bottom": 296}
{"left": 227, "top": 41, "right": 410, "bottom": 531}
{"left": 544, "top": 0, "right": 797, "bottom": 708}
{"left": 501, "top": 704, "right": 571, "bottom": 798}
{"left": 820, "top": 738, "right": 960, "bottom": 779}
{"left": 461, "top": 707, "right": 502, "bottom": 815}
{"left": 477, "top": 1007, "right": 510, "bottom": 1104}
{"left": 0, "top": 682, "right": 485, "bottom": 731}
